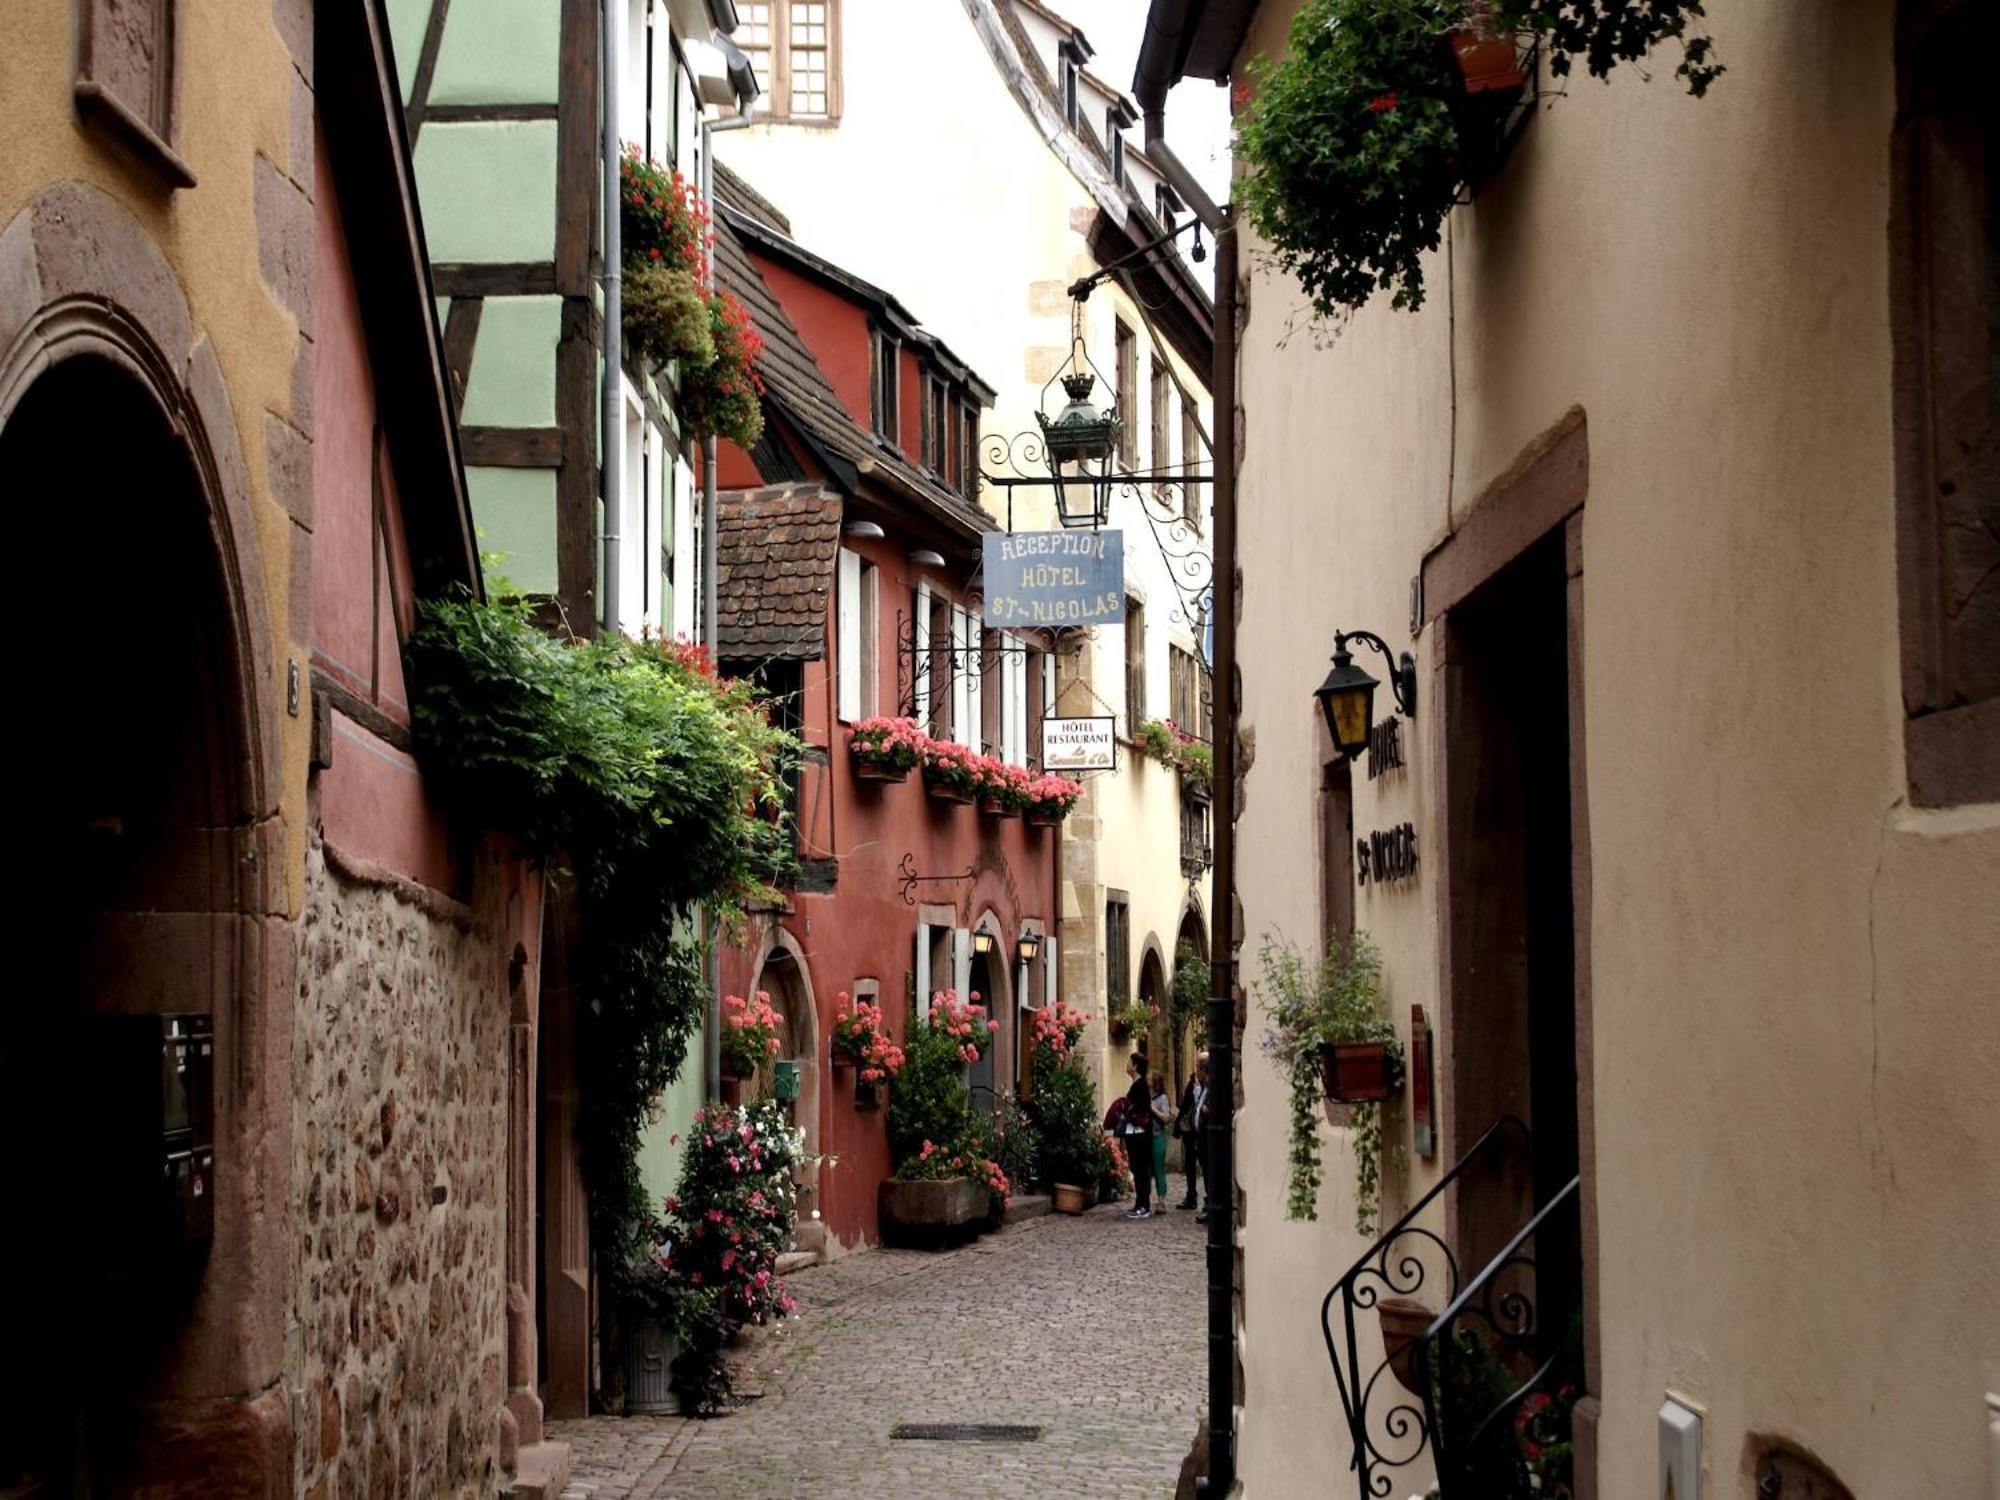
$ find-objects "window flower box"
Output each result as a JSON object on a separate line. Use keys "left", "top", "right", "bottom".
{"left": 848, "top": 716, "right": 923, "bottom": 783}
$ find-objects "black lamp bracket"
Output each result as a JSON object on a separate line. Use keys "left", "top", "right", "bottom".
{"left": 1336, "top": 629, "right": 1418, "bottom": 719}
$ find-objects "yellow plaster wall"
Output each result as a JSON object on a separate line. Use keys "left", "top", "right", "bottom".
{"left": 2, "top": 0, "right": 311, "bottom": 914}
{"left": 1229, "top": 2, "right": 2000, "bottom": 1496}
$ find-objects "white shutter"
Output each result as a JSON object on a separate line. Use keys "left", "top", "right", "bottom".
{"left": 1043, "top": 651, "right": 1056, "bottom": 714}
{"left": 953, "top": 607, "right": 974, "bottom": 746}
{"left": 671, "top": 458, "right": 695, "bottom": 641}
{"left": 951, "top": 928, "right": 972, "bottom": 1005}
{"left": 837, "top": 549, "right": 862, "bottom": 722}
{"left": 916, "top": 923, "right": 931, "bottom": 1021}
{"left": 1006, "top": 649, "right": 1027, "bottom": 764}
{"left": 1044, "top": 934, "right": 1058, "bottom": 1008}
{"left": 965, "top": 616, "right": 983, "bottom": 750}
{"left": 914, "top": 583, "right": 932, "bottom": 726}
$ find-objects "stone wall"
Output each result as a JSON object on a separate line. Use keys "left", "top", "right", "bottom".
{"left": 288, "top": 836, "right": 510, "bottom": 1498}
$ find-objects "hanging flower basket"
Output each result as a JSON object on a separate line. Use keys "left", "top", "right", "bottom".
{"left": 1025, "top": 806, "right": 1065, "bottom": 827}
{"left": 924, "top": 776, "right": 975, "bottom": 806}
{"left": 979, "top": 795, "right": 1019, "bottom": 819}
{"left": 855, "top": 760, "right": 909, "bottom": 784}
{"left": 848, "top": 717, "right": 922, "bottom": 783}
{"left": 1319, "top": 1040, "right": 1403, "bottom": 1103}
{"left": 1443, "top": 22, "right": 1525, "bottom": 96}
{"left": 854, "top": 1081, "right": 881, "bottom": 1109}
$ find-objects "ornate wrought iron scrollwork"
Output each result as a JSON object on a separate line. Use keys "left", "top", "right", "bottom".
{"left": 1416, "top": 1175, "right": 1583, "bottom": 1500}
{"left": 1321, "top": 1116, "right": 1532, "bottom": 1499}
{"left": 893, "top": 607, "right": 1058, "bottom": 731}
{"left": 897, "top": 852, "right": 975, "bottom": 907}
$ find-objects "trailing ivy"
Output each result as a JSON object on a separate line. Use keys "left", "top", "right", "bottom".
{"left": 1238, "top": 0, "right": 1721, "bottom": 317}
{"left": 405, "top": 595, "right": 800, "bottom": 1311}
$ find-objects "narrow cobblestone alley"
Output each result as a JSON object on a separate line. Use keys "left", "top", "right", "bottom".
{"left": 551, "top": 1182, "right": 1207, "bottom": 1500}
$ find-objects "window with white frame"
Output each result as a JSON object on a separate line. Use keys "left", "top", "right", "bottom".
{"left": 997, "top": 640, "right": 1027, "bottom": 766}
{"left": 912, "top": 580, "right": 932, "bottom": 728}
{"left": 836, "top": 547, "right": 878, "bottom": 722}
{"left": 608, "top": 377, "right": 654, "bottom": 637}
{"left": 736, "top": 1, "right": 839, "bottom": 122}
{"left": 952, "top": 604, "right": 980, "bottom": 749}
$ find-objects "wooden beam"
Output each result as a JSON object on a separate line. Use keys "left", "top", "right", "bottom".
{"left": 441, "top": 296, "right": 484, "bottom": 419}
{"left": 461, "top": 426, "right": 564, "bottom": 466}
{"left": 404, "top": 0, "right": 452, "bottom": 141}
{"left": 554, "top": 0, "right": 599, "bottom": 296}
{"left": 555, "top": 295, "right": 599, "bottom": 635}
{"left": 432, "top": 262, "right": 558, "bottom": 296}
{"left": 422, "top": 103, "right": 559, "bottom": 123}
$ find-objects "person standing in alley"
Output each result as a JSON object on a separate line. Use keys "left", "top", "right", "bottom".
{"left": 1176, "top": 1053, "right": 1208, "bottom": 1211}
{"left": 1122, "top": 1052, "right": 1155, "bottom": 1219}
{"left": 1150, "top": 1071, "right": 1174, "bottom": 1204}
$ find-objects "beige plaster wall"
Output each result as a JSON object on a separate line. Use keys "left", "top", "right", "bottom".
{"left": 1229, "top": 2, "right": 2000, "bottom": 1496}
{"left": 1, "top": 0, "right": 311, "bottom": 914}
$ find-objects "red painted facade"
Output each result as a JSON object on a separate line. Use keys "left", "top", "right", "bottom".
{"left": 715, "top": 239, "right": 1056, "bottom": 1251}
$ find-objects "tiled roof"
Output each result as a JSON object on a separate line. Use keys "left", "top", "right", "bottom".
{"left": 710, "top": 166, "right": 997, "bottom": 542}
{"left": 715, "top": 483, "right": 843, "bottom": 661}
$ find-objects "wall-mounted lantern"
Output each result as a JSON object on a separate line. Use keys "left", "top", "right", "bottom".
{"left": 1015, "top": 929, "right": 1042, "bottom": 965}
{"left": 1314, "top": 628, "right": 1417, "bottom": 761}
{"left": 971, "top": 925, "right": 999, "bottom": 959}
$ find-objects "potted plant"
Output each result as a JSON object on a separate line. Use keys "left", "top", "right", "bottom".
{"left": 1107, "top": 997, "right": 1158, "bottom": 1044}
{"left": 919, "top": 738, "right": 981, "bottom": 805}
{"left": 719, "top": 990, "right": 782, "bottom": 1081}
{"left": 830, "top": 991, "right": 904, "bottom": 1086}
{"left": 1237, "top": 0, "right": 1723, "bottom": 320}
{"left": 880, "top": 1001, "right": 999, "bottom": 1247}
{"left": 1024, "top": 1027, "right": 1104, "bottom": 1213}
{"left": 678, "top": 288, "right": 765, "bottom": 448}
{"left": 1258, "top": 932, "right": 1404, "bottom": 1233}
{"left": 1023, "top": 772, "right": 1083, "bottom": 827}
{"left": 976, "top": 760, "right": 1030, "bottom": 818}
{"left": 847, "top": 716, "right": 922, "bottom": 783}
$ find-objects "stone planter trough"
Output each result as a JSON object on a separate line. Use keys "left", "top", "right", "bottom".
{"left": 879, "top": 1176, "right": 987, "bottom": 1249}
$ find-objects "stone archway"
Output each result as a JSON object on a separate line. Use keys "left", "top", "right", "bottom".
{"left": 965, "top": 907, "right": 1014, "bottom": 1110}
{"left": 753, "top": 929, "right": 820, "bottom": 1228}
{"left": 0, "top": 185, "right": 285, "bottom": 1494}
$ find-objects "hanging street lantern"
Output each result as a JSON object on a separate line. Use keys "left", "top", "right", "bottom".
{"left": 971, "top": 926, "right": 1000, "bottom": 959}
{"left": 1035, "top": 372, "right": 1121, "bottom": 529}
{"left": 1015, "top": 929, "right": 1042, "bottom": 965}
{"left": 1315, "top": 629, "right": 1417, "bottom": 761}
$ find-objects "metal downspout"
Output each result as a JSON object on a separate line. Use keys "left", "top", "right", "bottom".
{"left": 601, "top": 0, "right": 623, "bottom": 635}
{"left": 1200, "top": 205, "right": 1238, "bottom": 1500}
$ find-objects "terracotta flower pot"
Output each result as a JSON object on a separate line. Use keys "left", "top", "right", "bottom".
{"left": 1375, "top": 1296, "right": 1435, "bottom": 1395}
{"left": 1445, "top": 27, "right": 1524, "bottom": 95}
{"left": 1320, "top": 1041, "right": 1400, "bottom": 1103}
{"left": 1026, "top": 806, "right": 1065, "bottom": 827}
{"left": 1051, "top": 1182, "right": 1089, "bottom": 1215}
{"left": 854, "top": 1081, "right": 881, "bottom": 1109}
{"left": 854, "top": 759, "right": 909, "bottom": 784}
{"left": 978, "top": 796, "right": 1019, "bottom": 819}
{"left": 924, "top": 778, "right": 975, "bottom": 805}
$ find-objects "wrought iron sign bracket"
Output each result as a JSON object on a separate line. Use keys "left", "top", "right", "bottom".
{"left": 897, "top": 852, "right": 976, "bottom": 908}
{"left": 1336, "top": 629, "right": 1418, "bottom": 718}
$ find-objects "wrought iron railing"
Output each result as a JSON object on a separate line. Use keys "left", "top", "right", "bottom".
{"left": 1418, "top": 1175, "right": 1583, "bottom": 1500}
{"left": 1321, "top": 1116, "right": 1531, "bottom": 1499}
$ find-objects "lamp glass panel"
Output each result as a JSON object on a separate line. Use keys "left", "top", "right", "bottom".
{"left": 1329, "top": 684, "right": 1372, "bottom": 750}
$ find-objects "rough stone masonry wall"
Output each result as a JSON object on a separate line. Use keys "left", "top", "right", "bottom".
{"left": 288, "top": 836, "right": 510, "bottom": 1499}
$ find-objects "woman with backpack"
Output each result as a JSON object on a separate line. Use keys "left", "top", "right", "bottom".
{"left": 1121, "top": 1052, "right": 1155, "bottom": 1219}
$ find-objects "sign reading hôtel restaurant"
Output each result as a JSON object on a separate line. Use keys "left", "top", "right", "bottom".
{"left": 1043, "top": 716, "right": 1116, "bottom": 773}
{"left": 982, "top": 530, "right": 1125, "bottom": 627}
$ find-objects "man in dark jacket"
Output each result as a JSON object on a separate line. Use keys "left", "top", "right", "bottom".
{"left": 1175, "top": 1053, "right": 1210, "bottom": 1212}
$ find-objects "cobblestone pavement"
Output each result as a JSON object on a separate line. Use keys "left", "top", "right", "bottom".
{"left": 551, "top": 1173, "right": 1207, "bottom": 1499}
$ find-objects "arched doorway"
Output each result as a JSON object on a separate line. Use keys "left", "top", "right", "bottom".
{"left": 1172, "top": 906, "right": 1211, "bottom": 1090}
{"left": 753, "top": 939, "right": 820, "bottom": 1227}
{"left": 1, "top": 349, "right": 275, "bottom": 1489}
{"left": 1137, "top": 943, "right": 1169, "bottom": 1079}
{"left": 964, "top": 913, "right": 1013, "bottom": 1112}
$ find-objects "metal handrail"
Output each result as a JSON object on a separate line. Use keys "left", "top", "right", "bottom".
{"left": 1320, "top": 1115, "right": 1531, "bottom": 1500}
{"left": 1417, "top": 1175, "right": 1583, "bottom": 1498}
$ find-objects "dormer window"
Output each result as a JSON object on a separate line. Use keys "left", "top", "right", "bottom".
{"left": 1156, "top": 181, "right": 1182, "bottom": 236}
{"left": 871, "top": 329, "right": 899, "bottom": 440}
{"left": 1063, "top": 59, "right": 1079, "bottom": 126}
{"left": 1059, "top": 37, "right": 1087, "bottom": 129}
{"left": 1109, "top": 111, "right": 1125, "bottom": 185}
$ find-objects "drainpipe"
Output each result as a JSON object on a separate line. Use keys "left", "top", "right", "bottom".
{"left": 1135, "top": 17, "right": 1236, "bottom": 1484}
{"left": 601, "top": 0, "right": 623, "bottom": 637}
{"left": 699, "top": 100, "right": 756, "bottom": 1101}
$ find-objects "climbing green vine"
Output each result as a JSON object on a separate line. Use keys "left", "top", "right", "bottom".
{"left": 405, "top": 596, "right": 800, "bottom": 1303}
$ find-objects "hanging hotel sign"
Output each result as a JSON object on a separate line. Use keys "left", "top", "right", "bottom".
{"left": 1042, "top": 716, "right": 1117, "bottom": 773}
{"left": 982, "top": 530, "right": 1125, "bottom": 627}
{"left": 1356, "top": 822, "right": 1419, "bottom": 886}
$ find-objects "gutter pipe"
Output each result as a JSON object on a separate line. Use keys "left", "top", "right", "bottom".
{"left": 1136, "top": 6, "right": 1237, "bottom": 1494}
{"left": 601, "top": 0, "right": 623, "bottom": 636}
{"left": 700, "top": 97, "right": 756, "bottom": 1102}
